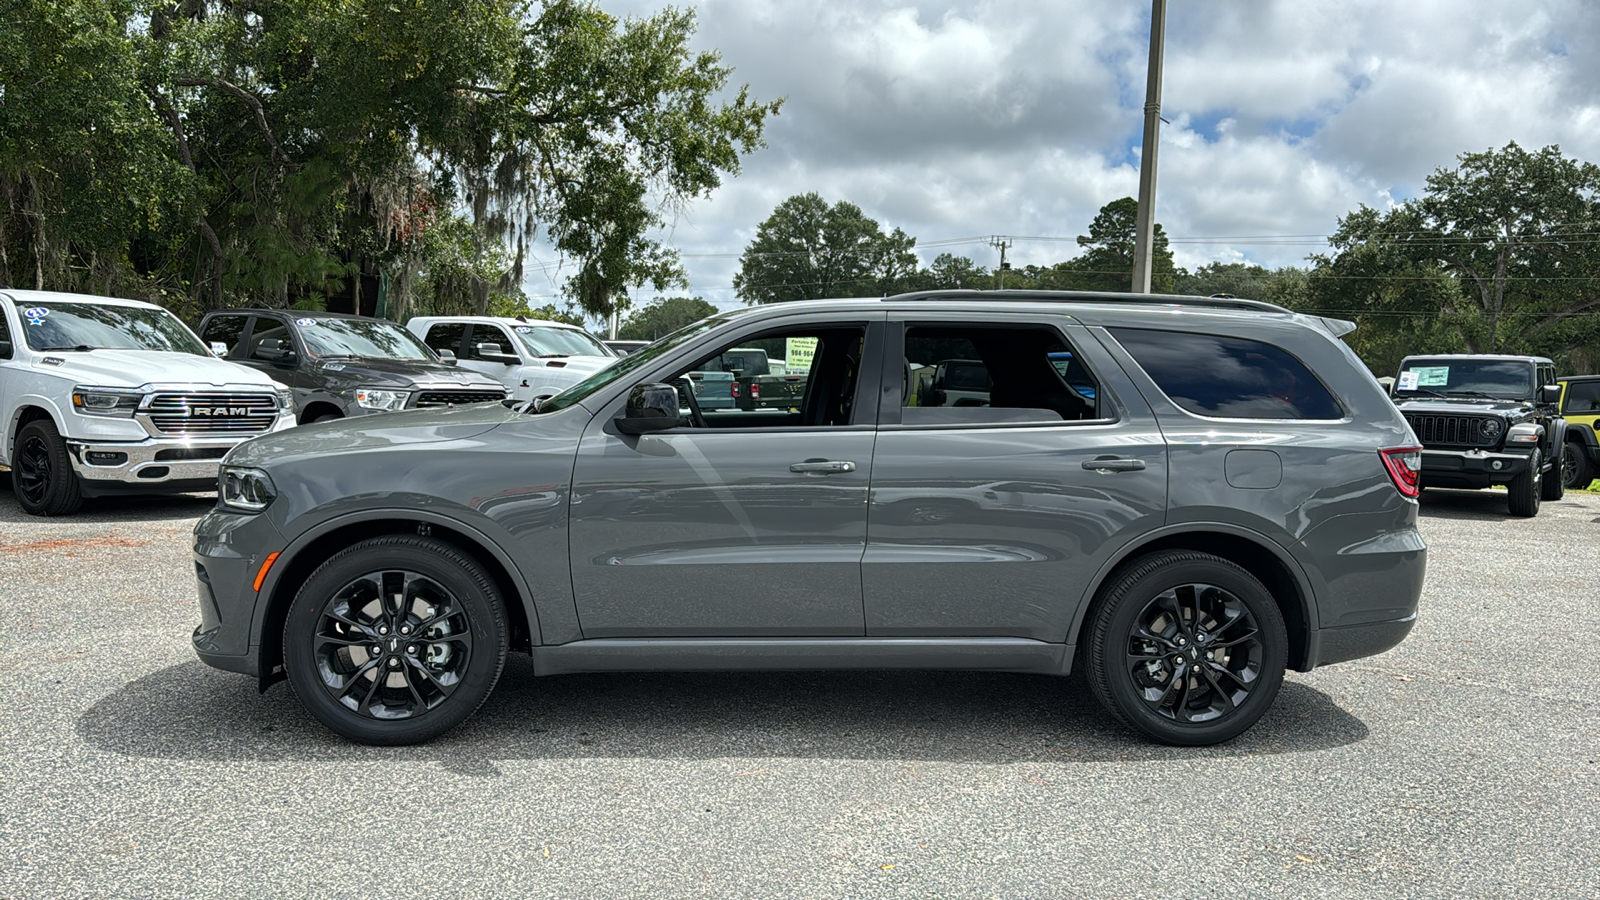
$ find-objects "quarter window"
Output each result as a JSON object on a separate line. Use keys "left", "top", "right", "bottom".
{"left": 1111, "top": 328, "right": 1343, "bottom": 420}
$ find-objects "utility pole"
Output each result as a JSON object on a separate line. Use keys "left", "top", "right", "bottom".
{"left": 1131, "top": 0, "right": 1167, "bottom": 294}
{"left": 990, "top": 236, "right": 1012, "bottom": 289}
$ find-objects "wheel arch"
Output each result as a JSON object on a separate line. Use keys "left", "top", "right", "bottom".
{"left": 7, "top": 402, "right": 64, "bottom": 462}
{"left": 297, "top": 401, "right": 344, "bottom": 424}
{"left": 1069, "top": 525, "right": 1317, "bottom": 673}
{"left": 253, "top": 510, "right": 543, "bottom": 689}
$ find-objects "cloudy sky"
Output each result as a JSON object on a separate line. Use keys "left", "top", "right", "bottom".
{"left": 535, "top": 0, "right": 1600, "bottom": 312}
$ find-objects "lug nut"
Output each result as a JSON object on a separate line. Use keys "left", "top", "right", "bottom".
{"left": 407, "top": 645, "right": 417, "bottom": 655}
{"left": 372, "top": 645, "right": 383, "bottom": 656}
{"left": 378, "top": 626, "right": 388, "bottom": 635}
{"left": 389, "top": 658, "right": 400, "bottom": 668}
{"left": 401, "top": 626, "right": 411, "bottom": 635}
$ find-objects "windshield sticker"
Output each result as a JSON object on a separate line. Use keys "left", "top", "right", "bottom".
{"left": 22, "top": 306, "right": 48, "bottom": 325}
{"left": 514, "top": 326, "right": 534, "bottom": 333}
{"left": 1397, "top": 371, "right": 1420, "bottom": 391}
{"left": 1412, "top": 366, "right": 1450, "bottom": 387}
{"left": 295, "top": 317, "right": 316, "bottom": 327}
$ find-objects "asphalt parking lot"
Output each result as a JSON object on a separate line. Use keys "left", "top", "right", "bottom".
{"left": 1, "top": 478, "right": 1597, "bottom": 898}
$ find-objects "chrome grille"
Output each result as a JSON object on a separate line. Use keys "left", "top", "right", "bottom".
{"left": 413, "top": 390, "right": 506, "bottom": 408}
{"left": 1404, "top": 413, "right": 1498, "bottom": 447}
{"left": 145, "top": 393, "right": 279, "bottom": 435}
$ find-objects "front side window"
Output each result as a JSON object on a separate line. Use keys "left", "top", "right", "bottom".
{"left": 1564, "top": 381, "right": 1600, "bottom": 413}
{"left": 901, "top": 324, "right": 1100, "bottom": 425}
{"left": 467, "top": 325, "right": 516, "bottom": 360}
{"left": 0, "top": 303, "right": 12, "bottom": 358}
{"left": 18, "top": 301, "right": 207, "bottom": 355}
{"left": 1112, "top": 328, "right": 1343, "bottom": 420}
{"left": 664, "top": 327, "right": 866, "bottom": 428}
{"left": 297, "top": 317, "right": 434, "bottom": 360}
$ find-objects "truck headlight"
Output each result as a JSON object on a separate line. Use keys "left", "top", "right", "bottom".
{"left": 275, "top": 388, "right": 294, "bottom": 410}
{"left": 1481, "top": 418, "right": 1503, "bottom": 437}
{"left": 71, "top": 387, "right": 142, "bottom": 418}
{"left": 219, "top": 466, "right": 276, "bottom": 513}
{"left": 355, "top": 388, "right": 409, "bottom": 411}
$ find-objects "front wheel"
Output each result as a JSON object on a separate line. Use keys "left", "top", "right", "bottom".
{"left": 12, "top": 419, "right": 84, "bottom": 516}
{"left": 1508, "top": 449, "right": 1541, "bottom": 517}
{"left": 1084, "top": 551, "right": 1287, "bottom": 746}
{"left": 283, "top": 536, "right": 508, "bottom": 745}
{"left": 1541, "top": 446, "right": 1566, "bottom": 501}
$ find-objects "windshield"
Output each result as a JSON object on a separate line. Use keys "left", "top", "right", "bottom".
{"left": 537, "top": 314, "right": 731, "bottom": 413}
{"left": 297, "top": 317, "right": 434, "bottom": 360}
{"left": 17, "top": 301, "right": 208, "bottom": 354}
{"left": 508, "top": 325, "right": 613, "bottom": 358}
{"left": 1395, "top": 359, "right": 1533, "bottom": 399}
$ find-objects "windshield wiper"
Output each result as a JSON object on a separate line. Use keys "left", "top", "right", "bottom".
{"left": 1444, "top": 390, "right": 1497, "bottom": 399}
{"left": 1400, "top": 387, "right": 1446, "bottom": 398}
{"left": 38, "top": 344, "right": 95, "bottom": 352}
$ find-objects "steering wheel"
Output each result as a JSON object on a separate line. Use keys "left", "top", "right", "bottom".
{"left": 673, "top": 377, "right": 708, "bottom": 429}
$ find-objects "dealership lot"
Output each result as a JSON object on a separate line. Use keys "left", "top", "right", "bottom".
{"left": 2, "top": 481, "right": 1596, "bottom": 898}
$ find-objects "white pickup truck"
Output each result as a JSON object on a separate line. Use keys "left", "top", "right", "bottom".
{"left": 1, "top": 289, "right": 294, "bottom": 516}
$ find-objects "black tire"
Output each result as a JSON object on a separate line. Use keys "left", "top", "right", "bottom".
{"left": 1085, "top": 550, "right": 1287, "bottom": 746}
{"left": 1541, "top": 445, "right": 1565, "bottom": 502}
{"left": 309, "top": 413, "right": 342, "bottom": 424}
{"left": 12, "top": 419, "right": 84, "bottom": 516}
{"left": 1561, "top": 441, "right": 1594, "bottom": 490}
{"left": 283, "top": 535, "right": 508, "bottom": 745}
{"left": 1508, "top": 449, "right": 1541, "bottom": 517}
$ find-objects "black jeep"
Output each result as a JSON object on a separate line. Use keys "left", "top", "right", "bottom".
{"left": 1392, "top": 354, "right": 1567, "bottom": 516}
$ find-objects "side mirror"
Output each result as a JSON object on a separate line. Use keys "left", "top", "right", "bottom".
{"left": 253, "top": 339, "right": 297, "bottom": 365}
{"left": 437, "top": 348, "right": 457, "bottom": 366}
{"left": 1541, "top": 384, "right": 1562, "bottom": 404}
{"left": 615, "top": 383, "right": 681, "bottom": 435}
{"left": 474, "top": 342, "right": 520, "bottom": 365}
{"left": 210, "top": 341, "right": 229, "bottom": 357}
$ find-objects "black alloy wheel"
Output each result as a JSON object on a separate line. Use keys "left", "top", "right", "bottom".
{"left": 284, "top": 536, "right": 507, "bottom": 744}
{"left": 1562, "top": 441, "right": 1594, "bottom": 490}
{"left": 1507, "top": 448, "right": 1541, "bottom": 517}
{"left": 1086, "top": 551, "right": 1287, "bottom": 746}
{"left": 1541, "top": 445, "right": 1566, "bottom": 502}
{"left": 12, "top": 419, "right": 83, "bottom": 516}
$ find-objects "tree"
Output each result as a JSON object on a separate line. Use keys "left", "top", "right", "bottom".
{"left": 733, "top": 193, "right": 918, "bottom": 303}
{"left": 1064, "top": 197, "right": 1177, "bottom": 293}
{"left": 1176, "top": 262, "right": 1309, "bottom": 309}
{"left": 0, "top": 0, "right": 780, "bottom": 323}
{"left": 617, "top": 295, "right": 718, "bottom": 340}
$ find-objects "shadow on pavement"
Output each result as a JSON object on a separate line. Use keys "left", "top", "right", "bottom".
{"left": 1417, "top": 488, "right": 1518, "bottom": 521}
{"left": 79, "top": 656, "right": 1368, "bottom": 771}
{"left": 0, "top": 470, "right": 215, "bottom": 524}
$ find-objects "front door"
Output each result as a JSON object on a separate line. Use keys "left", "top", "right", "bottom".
{"left": 568, "top": 317, "right": 883, "bottom": 637}
{"left": 864, "top": 317, "right": 1169, "bottom": 642}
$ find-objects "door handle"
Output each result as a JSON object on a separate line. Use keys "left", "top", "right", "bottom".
{"left": 1082, "top": 457, "right": 1147, "bottom": 473}
{"left": 790, "top": 460, "right": 857, "bottom": 474}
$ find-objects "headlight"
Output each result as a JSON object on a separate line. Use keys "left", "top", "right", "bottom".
{"left": 219, "top": 466, "right": 276, "bottom": 513}
{"left": 275, "top": 387, "right": 293, "bottom": 410}
{"left": 354, "top": 388, "right": 409, "bottom": 411}
{"left": 71, "top": 386, "right": 142, "bottom": 418}
{"left": 1481, "top": 417, "right": 1503, "bottom": 437}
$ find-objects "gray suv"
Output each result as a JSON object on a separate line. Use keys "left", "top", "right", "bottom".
{"left": 192, "top": 291, "right": 1427, "bottom": 746}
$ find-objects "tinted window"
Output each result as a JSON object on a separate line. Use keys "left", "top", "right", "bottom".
{"left": 902, "top": 325, "right": 1100, "bottom": 424}
{"left": 201, "top": 315, "right": 250, "bottom": 356}
{"left": 422, "top": 322, "right": 467, "bottom": 356}
{"left": 667, "top": 327, "right": 864, "bottom": 428}
{"left": 1112, "top": 328, "right": 1343, "bottom": 420}
{"left": 467, "top": 325, "right": 515, "bottom": 360}
{"left": 0, "top": 304, "right": 11, "bottom": 358}
{"left": 18, "top": 301, "right": 207, "bottom": 354}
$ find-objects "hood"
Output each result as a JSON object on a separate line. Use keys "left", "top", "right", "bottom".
{"left": 532, "top": 354, "right": 615, "bottom": 377}
{"left": 310, "top": 356, "right": 504, "bottom": 391}
{"left": 29, "top": 349, "right": 278, "bottom": 389}
{"left": 1395, "top": 396, "right": 1535, "bottom": 416}
{"left": 226, "top": 402, "right": 522, "bottom": 468}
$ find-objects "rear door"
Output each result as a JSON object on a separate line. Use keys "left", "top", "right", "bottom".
{"left": 863, "top": 313, "right": 1169, "bottom": 642}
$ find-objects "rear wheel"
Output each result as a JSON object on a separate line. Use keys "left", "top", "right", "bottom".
{"left": 1085, "top": 551, "right": 1287, "bottom": 746}
{"left": 1508, "top": 449, "right": 1541, "bottom": 517}
{"left": 13, "top": 419, "right": 84, "bottom": 516}
{"left": 283, "top": 536, "right": 508, "bottom": 745}
{"left": 1561, "top": 441, "right": 1594, "bottom": 490}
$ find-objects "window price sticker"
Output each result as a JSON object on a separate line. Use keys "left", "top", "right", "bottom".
{"left": 1413, "top": 366, "right": 1450, "bottom": 387}
{"left": 1397, "top": 371, "right": 1420, "bottom": 391}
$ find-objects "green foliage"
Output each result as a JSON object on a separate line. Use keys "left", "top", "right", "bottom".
{"left": 733, "top": 193, "right": 918, "bottom": 303}
{"left": 0, "top": 0, "right": 778, "bottom": 322}
{"left": 617, "top": 295, "right": 718, "bottom": 340}
{"left": 1175, "top": 262, "right": 1309, "bottom": 309}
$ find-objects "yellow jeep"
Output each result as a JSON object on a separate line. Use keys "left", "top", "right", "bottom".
{"left": 1559, "top": 375, "right": 1599, "bottom": 489}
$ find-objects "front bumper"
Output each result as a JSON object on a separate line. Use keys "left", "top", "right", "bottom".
{"left": 1418, "top": 448, "right": 1533, "bottom": 488}
{"left": 192, "top": 507, "right": 287, "bottom": 678}
{"left": 67, "top": 436, "right": 243, "bottom": 489}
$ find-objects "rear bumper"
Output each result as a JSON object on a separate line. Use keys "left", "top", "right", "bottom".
{"left": 1311, "top": 613, "right": 1417, "bottom": 668}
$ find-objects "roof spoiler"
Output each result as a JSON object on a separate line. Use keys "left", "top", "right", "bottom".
{"left": 1316, "top": 316, "right": 1357, "bottom": 338}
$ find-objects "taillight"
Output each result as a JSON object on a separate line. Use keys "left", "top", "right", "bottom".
{"left": 750, "top": 383, "right": 761, "bottom": 399}
{"left": 731, "top": 383, "right": 741, "bottom": 398}
{"left": 1380, "top": 446, "right": 1422, "bottom": 498}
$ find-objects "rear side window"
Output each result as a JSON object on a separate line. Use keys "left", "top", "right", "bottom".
{"left": 423, "top": 322, "right": 467, "bottom": 356}
{"left": 1111, "top": 328, "right": 1343, "bottom": 420}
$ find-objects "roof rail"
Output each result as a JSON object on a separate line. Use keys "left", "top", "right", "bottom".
{"left": 879, "top": 289, "right": 1293, "bottom": 315}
